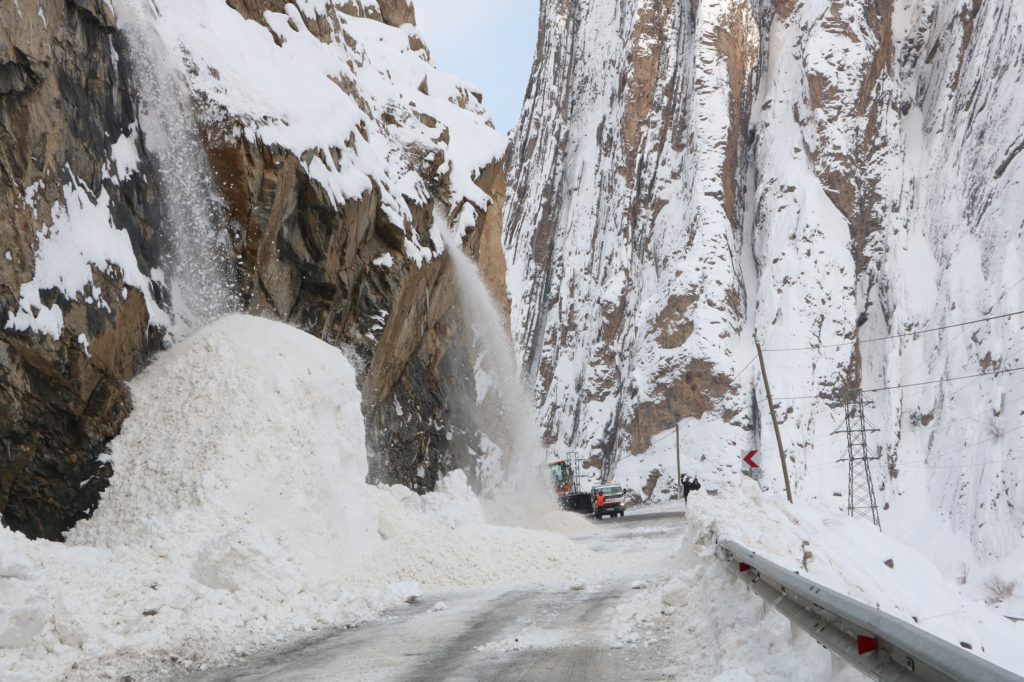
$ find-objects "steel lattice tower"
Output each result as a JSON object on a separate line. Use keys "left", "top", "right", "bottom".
{"left": 833, "top": 390, "right": 882, "bottom": 530}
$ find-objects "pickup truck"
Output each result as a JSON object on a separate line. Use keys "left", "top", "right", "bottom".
{"left": 591, "top": 483, "right": 626, "bottom": 519}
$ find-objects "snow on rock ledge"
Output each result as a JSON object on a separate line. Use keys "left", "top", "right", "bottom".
{"left": 140, "top": 0, "right": 506, "bottom": 254}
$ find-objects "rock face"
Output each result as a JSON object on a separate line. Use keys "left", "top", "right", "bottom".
{"left": 0, "top": 0, "right": 507, "bottom": 539}
{"left": 170, "top": 0, "right": 509, "bottom": 492}
{"left": 0, "top": 0, "right": 166, "bottom": 539}
{"left": 506, "top": 0, "right": 1024, "bottom": 564}
{"left": 506, "top": 0, "right": 758, "bottom": 469}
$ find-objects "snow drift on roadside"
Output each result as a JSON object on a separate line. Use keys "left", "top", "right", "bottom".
{"left": 0, "top": 315, "right": 601, "bottom": 681}
{"left": 614, "top": 483, "right": 1024, "bottom": 675}
{"left": 610, "top": 520, "right": 865, "bottom": 681}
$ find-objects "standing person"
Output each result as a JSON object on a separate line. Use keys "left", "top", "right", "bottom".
{"left": 681, "top": 475, "right": 701, "bottom": 505}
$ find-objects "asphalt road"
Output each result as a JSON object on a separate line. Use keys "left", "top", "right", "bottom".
{"left": 197, "top": 510, "right": 687, "bottom": 682}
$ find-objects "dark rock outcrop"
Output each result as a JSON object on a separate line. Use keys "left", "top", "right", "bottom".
{"left": 0, "top": 0, "right": 165, "bottom": 539}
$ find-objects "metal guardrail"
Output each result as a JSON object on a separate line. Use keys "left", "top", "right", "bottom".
{"left": 717, "top": 539, "right": 1024, "bottom": 682}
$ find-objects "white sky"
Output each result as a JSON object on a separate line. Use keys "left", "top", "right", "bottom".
{"left": 412, "top": 0, "right": 540, "bottom": 133}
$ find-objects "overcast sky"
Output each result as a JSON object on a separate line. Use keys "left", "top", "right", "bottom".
{"left": 413, "top": 0, "right": 540, "bottom": 134}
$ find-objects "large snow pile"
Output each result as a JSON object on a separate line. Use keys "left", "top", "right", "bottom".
{"left": 69, "top": 314, "right": 378, "bottom": 579}
{"left": 0, "top": 315, "right": 601, "bottom": 680}
{"left": 620, "top": 482, "right": 1024, "bottom": 676}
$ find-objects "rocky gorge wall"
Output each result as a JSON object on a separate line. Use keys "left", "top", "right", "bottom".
{"left": 0, "top": 0, "right": 509, "bottom": 540}
{"left": 506, "top": 0, "right": 1024, "bottom": 565}
{"left": 0, "top": 0, "right": 165, "bottom": 539}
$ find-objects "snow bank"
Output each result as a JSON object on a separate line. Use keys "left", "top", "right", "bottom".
{"left": 611, "top": 542, "right": 864, "bottom": 681}
{"left": 630, "top": 483, "right": 1024, "bottom": 675}
{"left": 0, "top": 534, "right": 47, "bottom": 650}
{"left": 0, "top": 315, "right": 601, "bottom": 680}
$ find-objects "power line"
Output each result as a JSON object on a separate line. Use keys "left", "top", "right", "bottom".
{"left": 763, "top": 310, "right": 1024, "bottom": 353}
{"left": 644, "top": 341, "right": 1024, "bottom": 454}
{"left": 897, "top": 423, "right": 1024, "bottom": 469}
{"left": 773, "top": 365, "right": 1024, "bottom": 402}
{"left": 863, "top": 366, "right": 1024, "bottom": 394}
{"left": 927, "top": 391, "right": 1024, "bottom": 430}
{"left": 940, "top": 335, "right": 1024, "bottom": 402}
{"left": 802, "top": 422, "right": 1024, "bottom": 473}
{"left": 735, "top": 354, "right": 757, "bottom": 376}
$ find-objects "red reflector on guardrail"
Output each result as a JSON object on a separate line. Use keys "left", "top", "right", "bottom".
{"left": 857, "top": 635, "right": 879, "bottom": 655}
{"left": 739, "top": 562, "right": 751, "bottom": 573}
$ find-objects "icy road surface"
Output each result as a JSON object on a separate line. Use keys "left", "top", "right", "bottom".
{"left": 195, "top": 506, "right": 865, "bottom": 681}
{"left": 198, "top": 510, "right": 692, "bottom": 681}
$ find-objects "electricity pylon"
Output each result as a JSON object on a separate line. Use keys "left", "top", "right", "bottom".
{"left": 833, "top": 390, "right": 882, "bottom": 530}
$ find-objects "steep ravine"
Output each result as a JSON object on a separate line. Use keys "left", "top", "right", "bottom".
{"left": 506, "top": 0, "right": 1024, "bottom": 567}
{"left": 0, "top": 0, "right": 508, "bottom": 539}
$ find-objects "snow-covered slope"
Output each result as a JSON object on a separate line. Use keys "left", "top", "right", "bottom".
{"left": 505, "top": 0, "right": 1024, "bottom": 582}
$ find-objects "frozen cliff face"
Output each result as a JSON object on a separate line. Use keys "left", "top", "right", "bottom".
{"left": 0, "top": 0, "right": 508, "bottom": 539}
{"left": 506, "top": 0, "right": 1024, "bottom": 567}
{"left": 506, "top": 0, "right": 759, "bottom": 471}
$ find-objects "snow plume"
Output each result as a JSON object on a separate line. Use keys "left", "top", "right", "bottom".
{"left": 0, "top": 315, "right": 594, "bottom": 680}
{"left": 112, "top": 0, "right": 237, "bottom": 333}
{"left": 437, "top": 214, "right": 556, "bottom": 523}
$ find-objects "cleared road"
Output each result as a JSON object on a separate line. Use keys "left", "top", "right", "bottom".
{"left": 198, "top": 510, "right": 688, "bottom": 682}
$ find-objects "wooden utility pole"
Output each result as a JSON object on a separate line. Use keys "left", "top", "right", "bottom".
{"left": 756, "top": 342, "right": 793, "bottom": 503}
{"left": 674, "top": 421, "right": 681, "bottom": 494}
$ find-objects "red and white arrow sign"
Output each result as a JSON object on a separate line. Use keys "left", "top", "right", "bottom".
{"left": 742, "top": 450, "right": 760, "bottom": 469}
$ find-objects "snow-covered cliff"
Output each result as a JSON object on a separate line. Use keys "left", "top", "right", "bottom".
{"left": 0, "top": 0, "right": 508, "bottom": 538}
{"left": 506, "top": 0, "right": 1024, "bottom": 576}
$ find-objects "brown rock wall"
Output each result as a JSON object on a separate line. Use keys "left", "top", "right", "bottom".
{"left": 0, "top": 0, "right": 166, "bottom": 539}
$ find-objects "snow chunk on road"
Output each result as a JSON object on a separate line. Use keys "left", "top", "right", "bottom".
{"left": 0, "top": 533, "right": 47, "bottom": 649}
